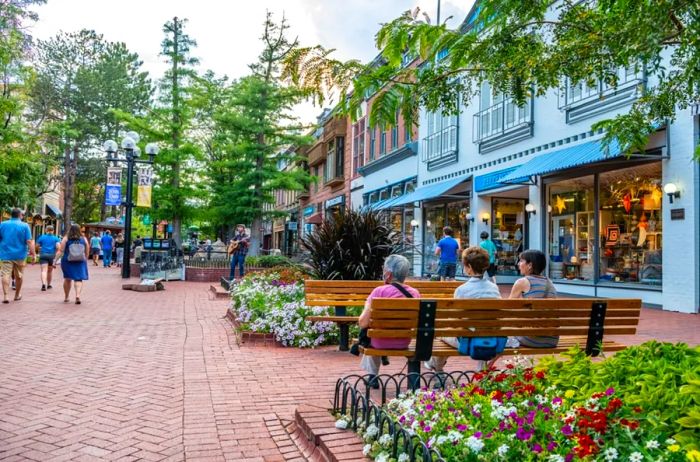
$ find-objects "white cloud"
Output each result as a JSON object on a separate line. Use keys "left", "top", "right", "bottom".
{"left": 29, "top": 0, "right": 473, "bottom": 123}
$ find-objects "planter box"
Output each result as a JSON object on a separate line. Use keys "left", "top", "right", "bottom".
{"left": 226, "top": 310, "right": 283, "bottom": 347}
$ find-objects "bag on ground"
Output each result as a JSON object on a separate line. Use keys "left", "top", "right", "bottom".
{"left": 457, "top": 336, "right": 507, "bottom": 360}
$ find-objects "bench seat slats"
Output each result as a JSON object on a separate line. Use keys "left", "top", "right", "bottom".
{"left": 306, "top": 316, "right": 360, "bottom": 323}
{"left": 368, "top": 326, "right": 638, "bottom": 338}
{"left": 305, "top": 280, "right": 462, "bottom": 290}
{"left": 369, "top": 298, "right": 641, "bottom": 309}
{"left": 360, "top": 336, "right": 629, "bottom": 357}
{"left": 370, "top": 307, "right": 640, "bottom": 318}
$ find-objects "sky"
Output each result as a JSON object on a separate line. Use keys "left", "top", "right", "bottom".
{"left": 29, "top": 0, "right": 472, "bottom": 123}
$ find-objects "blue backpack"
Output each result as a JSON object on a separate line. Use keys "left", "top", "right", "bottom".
{"left": 458, "top": 336, "right": 507, "bottom": 360}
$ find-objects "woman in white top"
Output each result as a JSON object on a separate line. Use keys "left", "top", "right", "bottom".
{"left": 425, "top": 247, "right": 501, "bottom": 372}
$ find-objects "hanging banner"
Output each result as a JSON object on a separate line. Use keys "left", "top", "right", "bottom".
{"left": 137, "top": 167, "right": 153, "bottom": 207}
{"left": 105, "top": 167, "right": 122, "bottom": 206}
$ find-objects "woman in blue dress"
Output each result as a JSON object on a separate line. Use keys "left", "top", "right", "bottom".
{"left": 58, "top": 224, "right": 89, "bottom": 304}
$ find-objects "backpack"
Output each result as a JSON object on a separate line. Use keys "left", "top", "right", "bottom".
{"left": 458, "top": 336, "right": 507, "bottom": 361}
{"left": 68, "top": 240, "right": 87, "bottom": 262}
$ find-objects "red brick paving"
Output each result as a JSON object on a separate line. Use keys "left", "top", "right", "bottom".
{"left": 1, "top": 265, "right": 698, "bottom": 461}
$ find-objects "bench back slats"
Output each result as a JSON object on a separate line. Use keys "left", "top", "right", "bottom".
{"left": 367, "top": 298, "right": 641, "bottom": 339}
{"left": 304, "top": 280, "right": 462, "bottom": 306}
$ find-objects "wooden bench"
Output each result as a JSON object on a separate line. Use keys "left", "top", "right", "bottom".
{"left": 360, "top": 297, "right": 641, "bottom": 386}
{"left": 304, "top": 280, "right": 463, "bottom": 350}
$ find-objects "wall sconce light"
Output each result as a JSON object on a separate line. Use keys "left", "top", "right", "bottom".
{"left": 525, "top": 203, "right": 536, "bottom": 218}
{"left": 547, "top": 204, "right": 552, "bottom": 213}
{"left": 465, "top": 213, "right": 474, "bottom": 223}
{"left": 664, "top": 183, "right": 680, "bottom": 203}
{"left": 481, "top": 212, "right": 490, "bottom": 226}
{"left": 410, "top": 219, "right": 419, "bottom": 228}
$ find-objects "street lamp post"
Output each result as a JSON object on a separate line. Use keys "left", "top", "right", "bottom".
{"left": 103, "top": 132, "right": 159, "bottom": 279}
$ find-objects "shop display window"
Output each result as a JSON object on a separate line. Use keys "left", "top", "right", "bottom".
{"left": 491, "top": 198, "right": 525, "bottom": 276}
{"left": 423, "top": 205, "right": 446, "bottom": 277}
{"left": 547, "top": 176, "right": 595, "bottom": 281}
{"left": 598, "top": 163, "right": 662, "bottom": 286}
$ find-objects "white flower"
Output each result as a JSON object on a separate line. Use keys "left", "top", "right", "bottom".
{"left": 548, "top": 455, "right": 565, "bottom": 462}
{"left": 398, "top": 454, "right": 409, "bottom": 462}
{"left": 334, "top": 419, "right": 348, "bottom": 429}
{"left": 365, "top": 424, "right": 379, "bottom": 438}
{"left": 603, "top": 448, "right": 618, "bottom": 461}
{"left": 375, "top": 453, "right": 389, "bottom": 462}
{"left": 472, "top": 403, "right": 482, "bottom": 412}
{"left": 646, "top": 440, "right": 660, "bottom": 450}
{"left": 630, "top": 452, "right": 643, "bottom": 462}
{"left": 497, "top": 444, "right": 509, "bottom": 456}
{"left": 362, "top": 444, "right": 372, "bottom": 456}
{"left": 466, "top": 435, "right": 484, "bottom": 453}
{"left": 378, "top": 434, "right": 392, "bottom": 446}
{"left": 436, "top": 435, "right": 449, "bottom": 446}
{"left": 665, "top": 438, "right": 677, "bottom": 445}
{"left": 447, "top": 430, "right": 463, "bottom": 443}
{"left": 535, "top": 394, "right": 548, "bottom": 404}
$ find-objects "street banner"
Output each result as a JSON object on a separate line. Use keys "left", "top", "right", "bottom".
{"left": 105, "top": 167, "right": 122, "bottom": 206}
{"left": 137, "top": 167, "right": 153, "bottom": 207}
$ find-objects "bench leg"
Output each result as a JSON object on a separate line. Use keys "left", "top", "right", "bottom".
{"left": 338, "top": 324, "right": 350, "bottom": 351}
{"left": 407, "top": 359, "right": 421, "bottom": 391}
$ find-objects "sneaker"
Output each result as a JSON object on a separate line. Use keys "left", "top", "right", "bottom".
{"left": 423, "top": 360, "right": 435, "bottom": 372}
{"left": 381, "top": 356, "right": 390, "bottom": 366}
{"left": 47, "top": 285, "right": 52, "bottom": 289}
{"left": 41, "top": 285, "right": 46, "bottom": 291}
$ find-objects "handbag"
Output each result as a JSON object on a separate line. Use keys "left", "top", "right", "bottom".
{"left": 67, "top": 240, "right": 87, "bottom": 262}
{"left": 457, "top": 336, "right": 507, "bottom": 361}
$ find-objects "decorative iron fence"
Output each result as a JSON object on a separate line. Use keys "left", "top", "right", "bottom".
{"left": 333, "top": 371, "right": 480, "bottom": 462}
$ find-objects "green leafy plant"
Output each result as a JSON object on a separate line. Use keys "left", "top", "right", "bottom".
{"left": 539, "top": 341, "right": 700, "bottom": 449}
{"left": 301, "top": 209, "right": 404, "bottom": 280}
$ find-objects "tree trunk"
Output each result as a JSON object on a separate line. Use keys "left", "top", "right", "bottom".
{"left": 249, "top": 217, "right": 261, "bottom": 257}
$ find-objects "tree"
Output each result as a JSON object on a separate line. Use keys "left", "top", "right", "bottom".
{"left": 0, "top": 0, "right": 47, "bottom": 210}
{"left": 285, "top": 1, "right": 700, "bottom": 158}
{"left": 30, "top": 30, "right": 151, "bottom": 226}
{"left": 123, "top": 17, "right": 202, "bottom": 247}
{"left": 209, "top": 12, "right": 312, "bottom": 254}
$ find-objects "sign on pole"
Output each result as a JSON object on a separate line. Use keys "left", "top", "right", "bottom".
{"left": 137, "top": 166, "right": 153, "bottom": 207}
{"left": 105, "top": 167, "right": 122, "bottom": 206}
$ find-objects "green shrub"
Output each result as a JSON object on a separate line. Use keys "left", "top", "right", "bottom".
{"left": 539, "top": 341, "right": 700, "bottom": 449}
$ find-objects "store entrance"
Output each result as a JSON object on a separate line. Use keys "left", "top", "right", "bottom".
{"left": 490, "top": 197, "right": 526, "bottom": 277}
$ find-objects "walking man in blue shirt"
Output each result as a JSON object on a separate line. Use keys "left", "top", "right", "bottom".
{"left": 100, "top": 231, "right": 114, "bottom": 267}
{"left": 0, "top": 208, "right": 35, "bottom": 303}
{"left": 435, "top": 226, "right": 461, "bottom": 281}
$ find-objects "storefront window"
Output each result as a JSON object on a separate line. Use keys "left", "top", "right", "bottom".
{"left": 598, "top": 163, "right": 662, "bottom": 285}
{"left": 491, "top": 198, "right": 525, "bottom": 276}
{"left": 423, "top": 205, "right": 446, "bottom": 277}
{"left": 547, "top": 176, "right": 595, "bottom": 281}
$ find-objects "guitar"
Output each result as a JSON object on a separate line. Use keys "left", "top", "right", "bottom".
{"left": 227, "top": 240, "right": 239, "bottom": 256}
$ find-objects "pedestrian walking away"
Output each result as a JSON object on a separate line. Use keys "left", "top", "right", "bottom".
{"left": 479, "top": 231, "right": 498, "bottom": 284}
{"left": 35, "top": 225, "right": 61, "bottom": 291}
{"left": 435, "top": 226, "right": 461, "bottom": 281}
{"left": 0, "top": 208, "right": 35, "bottom": 303}
{"left": 58, "top": 224, "right": 90, "bottom": 305}
{"left": 89, "top": 232, "right": 101, "bottom": 266}
{"left": 114, "top": 232, "right": 125, "bottom": 267}
{"left": 100, "top": 230, "right": 114, "bottom": 267}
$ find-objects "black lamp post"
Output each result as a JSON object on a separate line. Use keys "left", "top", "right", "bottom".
{"left": 103, "top": 132, "right": 159, "bottom": 279}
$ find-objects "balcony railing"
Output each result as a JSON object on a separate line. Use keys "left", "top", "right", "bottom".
{"left": 472, "top": 99, "right": 531, "bottom": 143}
{"left": 307, "top": 141, "right": 326, "bottom": 167}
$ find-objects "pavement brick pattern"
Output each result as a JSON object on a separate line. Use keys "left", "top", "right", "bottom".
{"left": 1, "top": 265, "right": 698, "bottom": 461}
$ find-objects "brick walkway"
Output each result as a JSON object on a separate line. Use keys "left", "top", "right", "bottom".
{"left": 1, "top": 265, "right": 698, "bottom": 461}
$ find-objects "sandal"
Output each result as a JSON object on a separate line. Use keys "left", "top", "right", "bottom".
{"left": 13, "top": 295, "right": 21, "bottom": 301}
{"left": 75, "top": 298, "right": 81, "bottom": 305}
{"left": 2, "top": 300, "right": 8, "bottom": 304}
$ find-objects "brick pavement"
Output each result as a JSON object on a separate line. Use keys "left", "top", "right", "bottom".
{"left": 1, "top": 265, "right": 698, "bottom": 461}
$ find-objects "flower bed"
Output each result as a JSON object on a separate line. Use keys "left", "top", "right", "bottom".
{"left": 229, "top": 267, "right": 341, "bottom": 348}
{"left": 336, "top": 342, "right": 700, "bottom": 461}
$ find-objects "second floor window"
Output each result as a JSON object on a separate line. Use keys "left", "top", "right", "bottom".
{"left": 379, "top": 130, "right": 387, "bottom": 155}
{"left": 422, "top": 109, "right": 458, "bottom": 163}
{"left": 352, "top": 119, "right": 366, "bottom": 175}
{"left": 474, "top": 81, "right": 530, "bottom": 142}
{"left": 369, "top": 127, "right": 376, "bottom": 161}
{"left": 324, "top": 137, "right": 344, "bottom": 182}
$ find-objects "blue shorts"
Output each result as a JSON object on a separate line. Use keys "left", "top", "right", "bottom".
{"left": 439, "top": 263, "right": 457, "bottom": 278}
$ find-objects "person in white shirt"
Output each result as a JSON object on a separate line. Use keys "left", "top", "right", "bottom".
{"left": 424, "top": 246, "right": 501, "bottom": 372}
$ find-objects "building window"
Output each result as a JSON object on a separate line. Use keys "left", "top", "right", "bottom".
{"left": 421, "top": 109, "right": 458, "bottom": 166}
{"left": 491, "top": 198, "right": 525, "bottom": 276}
{"left": 352, "top": 119, "right": 366, "bottom": 175}
{"left": 391, "top": 124, "right": 398, "bottom": 150}
{"left": 369, "top": 126, "right": 376, "bottom": 161}
{"left": 323, "top": 137, "right": 344, "bottom": 182}
{"left": 473, "top": 81, "right": 530, "bottom": 143}
{"left": 379, "top": 130, "right": 386, "bottom": 155}
{"left": 314, "top": 166, "right": 319, "bottom": 192}
{"left": 404, "top": 123, "right": 412, "bottom": 142}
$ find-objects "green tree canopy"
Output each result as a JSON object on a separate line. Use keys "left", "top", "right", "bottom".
{"left": 285, "top": 0, "right": 700, "bottom": 158}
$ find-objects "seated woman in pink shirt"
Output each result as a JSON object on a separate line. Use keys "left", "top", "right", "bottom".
{"left": 358, "top": 254, "right": 420, "bottom": 387}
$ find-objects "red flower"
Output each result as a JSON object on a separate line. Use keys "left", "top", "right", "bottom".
{"left": 523, "top": 370, "right": 534, "bottom": 381}
{"left": 535, "top": 370, "right": 546, "bottom": 380}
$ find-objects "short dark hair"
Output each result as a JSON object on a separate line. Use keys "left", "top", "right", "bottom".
{"left": 480, "top": 231, "right": 489, "bottom": 239}
{"left": 11, "top": 208, "right": 22, "bottom": 218}
{"left": 443, "top": 226, "right": 453, "bottom": 236}
{"left": 519, "top": 249, "right": 548, "bottom": 275}
{"left": 462, "top": 246, "right": 490, "bottom": 275}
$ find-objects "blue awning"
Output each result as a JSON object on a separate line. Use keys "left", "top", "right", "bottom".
{"left": 500, "top": 139, "right": 622, "bottom": 183}
{"left": 474, "top": 166, "right": 531, "bottom": 192}
{"left": 392, "top": 175, "right": 471, "bottom": 207}
{"left": 45, "top": 204, "right": 62, "bottom": 217}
